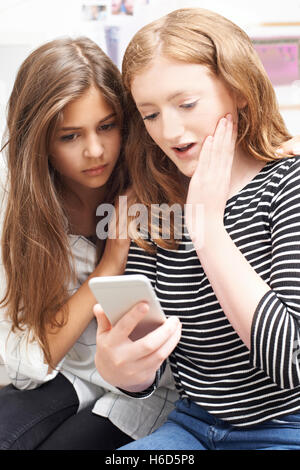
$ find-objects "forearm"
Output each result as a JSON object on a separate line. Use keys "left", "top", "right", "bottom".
{"left": 46, "top": 250, "right": 127, "bottom": 370}
{"left": 195, "top": 220, "right": 270, "bottom": 348}
{"left": 46, "top": 273, "right": 97, "bottom": 369}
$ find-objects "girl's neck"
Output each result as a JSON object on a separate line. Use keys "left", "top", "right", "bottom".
{"left": 228, "top": 146, "right": 266, "bottom": 200}
{"left": 62, "top": 179, "right": 106, "bottom": 213}
{"left": 59, "top": 178, "right": 107, "bottom": 237}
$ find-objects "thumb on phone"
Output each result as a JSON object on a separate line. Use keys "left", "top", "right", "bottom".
{"left": 93, "top": 304, "right": 112, "bottom": 334}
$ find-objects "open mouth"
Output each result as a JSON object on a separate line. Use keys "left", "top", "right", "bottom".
{"left": 173, "top": 143, "right": 195, "bottom": 152}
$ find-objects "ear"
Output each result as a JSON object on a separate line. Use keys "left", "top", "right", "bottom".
{"left": 236, "top": 94, "right": 247, "bottom": 110}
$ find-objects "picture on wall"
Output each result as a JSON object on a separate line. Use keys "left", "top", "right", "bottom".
{"left": 111, "top": 0, "right": 134, "bottom": 16}
{"left": 81, "top": 1, "right": 108, "bottom": 21}
{"left": 82, "top": 0, "right": 149, "bottom": 20}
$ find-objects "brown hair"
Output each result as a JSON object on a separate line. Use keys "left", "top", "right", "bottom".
{"left": 122, "top": 8, "right": 291, "bottom": 250}
{"left": 1, "top": 37, "right": 129, "bottom": 366}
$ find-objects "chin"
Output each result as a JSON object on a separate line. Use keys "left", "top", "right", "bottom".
{"left": 179, "top": 164, "right": 197, "bottom": 179}
{"left": 86, "top": 179, "right": 108, "bottom": 189}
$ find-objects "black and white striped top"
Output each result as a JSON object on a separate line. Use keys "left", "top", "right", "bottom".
{"left": 124, "top": 156, "right": 300, "bottom": 427}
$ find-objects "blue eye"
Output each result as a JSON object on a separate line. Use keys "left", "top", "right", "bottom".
{"left": 180, "top": 101, "right": 197, "bottom": 109}
{"left": 143, "top": 112, "right": 159, "bottom": 121}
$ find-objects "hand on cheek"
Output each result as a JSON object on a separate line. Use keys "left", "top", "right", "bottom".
{"left": 185, "top": 114, "right": 237, "bottom": 245}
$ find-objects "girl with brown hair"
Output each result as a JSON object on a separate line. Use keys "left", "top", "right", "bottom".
{"left": 0, "top": 36, "right": 178, "bottom": 450}
{"left": 94, "top": 8, "right": 300, "bottom": 449}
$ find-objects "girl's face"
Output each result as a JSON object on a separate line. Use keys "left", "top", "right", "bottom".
{"left": 50, "top": 85, "right": 121, "bottom": 192}
{"left": 131, "top": 55, "right": 243, "bottom": 177}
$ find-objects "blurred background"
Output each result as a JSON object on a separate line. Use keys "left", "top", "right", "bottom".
{"left": 0, "top": 0, "right": 300, "bottom": 145}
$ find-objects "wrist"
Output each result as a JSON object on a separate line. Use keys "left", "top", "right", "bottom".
{"left": 192, "top": 219, "right": 227, "bottom": 253}
{"left": 118, "top": 372, "right": 157, "bottom": 395}
{"left": 94, "top": 253, "right": 127, "bottom": 278}
{"left": 122, "top": 376, "right": 155, "bottom": 393}
{"left": 92, "top": 263, "right": 120, "bottom": 278}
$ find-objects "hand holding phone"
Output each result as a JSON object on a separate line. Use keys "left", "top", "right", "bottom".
{"left": 89, "top": 274, "right": 166, "bottom": 340}
{"left": 93, "top": 289, "right": 181, "bottom": 393}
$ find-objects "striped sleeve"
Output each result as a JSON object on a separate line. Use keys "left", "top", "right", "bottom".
{"left": 250, "top": 162, "right": 300, "bottom": 390}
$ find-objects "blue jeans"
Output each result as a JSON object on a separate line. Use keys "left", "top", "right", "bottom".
{"left": 119, "top": 398, "right": 300, "bottom": 450}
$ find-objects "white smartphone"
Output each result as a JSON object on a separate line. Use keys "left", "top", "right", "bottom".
{"left": 89, "top": 274, "right": 166, "bottom": 341}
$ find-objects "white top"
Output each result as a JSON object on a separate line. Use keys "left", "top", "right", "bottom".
{"left": 0, "top": 168, "right": 178, "bottom": 439}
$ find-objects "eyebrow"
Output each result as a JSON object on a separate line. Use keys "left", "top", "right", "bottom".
{"left": 137, "top": 91, "right": 187, "bottom": 108}
{"left": 58, "top": 112, "right": 117, "bottom": 131}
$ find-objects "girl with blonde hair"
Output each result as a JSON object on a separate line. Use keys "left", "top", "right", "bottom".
{"left": 0, "top": 36, "right": 178, "bottom": 450}
{"left": 94, "top": 8, "right": 300, "bottom": 450}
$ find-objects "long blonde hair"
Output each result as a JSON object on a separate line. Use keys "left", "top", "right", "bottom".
{"left": 1, "top": 37, "right": 129, "bottom": 365}
{"left": 122, "top": 8, "right": 291, "bottom": 250}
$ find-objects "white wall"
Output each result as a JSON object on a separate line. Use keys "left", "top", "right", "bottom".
{"left": 0, "top": 0, "right": 300, "bottom": 141}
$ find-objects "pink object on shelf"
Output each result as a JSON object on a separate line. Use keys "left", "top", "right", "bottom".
{"left": 252, "top": 37, "right": 300, "bottom": 86}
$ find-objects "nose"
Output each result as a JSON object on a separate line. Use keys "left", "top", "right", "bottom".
{"left": 160, "top": 110, "right": 184, "bottom": 143}
{"left": 84, "top": 133, "right": 104, "bottom": 159}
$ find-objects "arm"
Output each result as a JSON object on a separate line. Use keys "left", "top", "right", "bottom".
{"left": 186, "top": 115, "right": 268, "bottom": 348}
{"left": 198, "top": 168, "right": 300, "bottom": 389}
{"left": 250, "top": 163, "right": 300, "bottom": 389}
{"left": 193, "top": 222, "right": 269, "bottom": 349}
{"left": 46, "top": 235, "right": 131, "bottom": 370}
{"left": 186, "top": 116, "right": 300, "bottom": 389}
{"left": 0, "top": 235, "right": 130, "bottom": 389}
{"left": 0, "top": 186, "right": 132, "bottom": 388}
{"left": 45, "top": 192, "right": 134, "bottom": 369}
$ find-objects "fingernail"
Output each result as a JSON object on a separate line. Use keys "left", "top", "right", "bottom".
{"left": 226, "top": 113, "right": 232, "bottom": 121}
{"left": 169, "top": 316, "right": 179, "bottom": 326}
{"left": 93, "top": 304, "right": 102, "bottom": 314}
{"left": 275, "top": 148, "right": 283, "bottom": 155}
{"left": 138, "top": 303, "right": 149, "bottom": 313}
{"left": 293, "top": 146, "right": 300, "bottom": 155}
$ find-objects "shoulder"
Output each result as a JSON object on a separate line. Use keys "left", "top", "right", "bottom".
{"left": 267, "top": 155, "right": 300, "bottom": 183}
{"left": 260, "top": 156, "right": 300, "bottom": 198}
{"left": 267, "top": 156, "right": 300, "bottom": 212}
